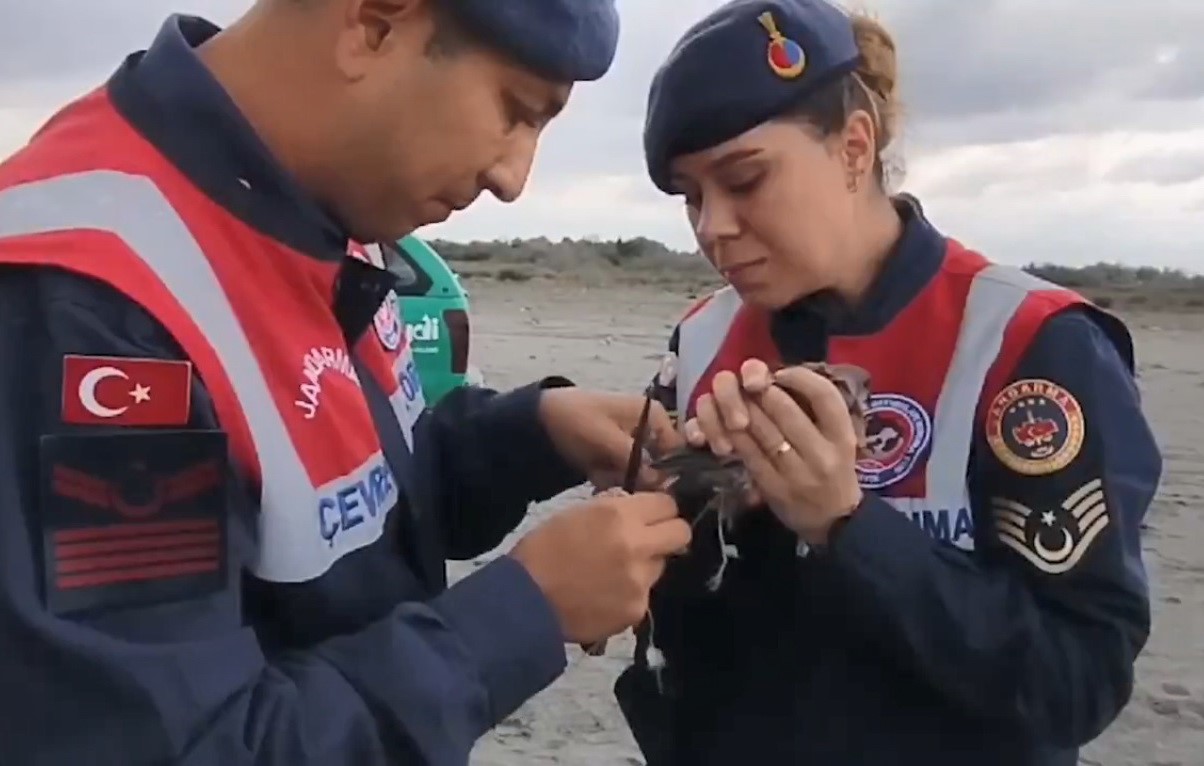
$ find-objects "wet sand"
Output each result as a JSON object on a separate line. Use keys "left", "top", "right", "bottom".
{"left": 449, "top": 279, "right": 1204, "bottom": 766}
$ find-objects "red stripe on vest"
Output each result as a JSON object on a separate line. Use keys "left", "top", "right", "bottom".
{"left": 828, "top": 242, "right": 989, "bottom": 497}
{"left": 0, "top": 87, "right": 407, "bottom": 493}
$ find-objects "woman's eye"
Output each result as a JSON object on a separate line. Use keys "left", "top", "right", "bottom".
{"left": 726, "top": 174, "right": 762, "bottom": 195}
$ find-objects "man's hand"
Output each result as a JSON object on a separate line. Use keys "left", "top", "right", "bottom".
{"left": 509, "top": 492, "right": 691, "bottom": 644}
{"left": 539, "top": 388, "right": 683, "bottom": 490}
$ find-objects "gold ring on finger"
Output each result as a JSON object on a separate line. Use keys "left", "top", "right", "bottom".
{"left": 774, "top": 441, "right": 793, "bottom": 456}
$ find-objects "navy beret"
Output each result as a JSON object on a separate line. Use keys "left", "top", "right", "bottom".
{"left": 443, "top": 0, "right": 620, "bottom": 82}
{"left": 644, "top": 0, "right": 860, "bottom": 193}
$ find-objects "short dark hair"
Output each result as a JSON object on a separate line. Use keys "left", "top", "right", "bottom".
{"left": 424, "top": 0, "right": 477, "bottom": 59}
{"left": 280, "top": 0, "right": 477, "bottom": 59}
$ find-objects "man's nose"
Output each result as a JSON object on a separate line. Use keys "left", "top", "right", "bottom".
{"left": 483, "top": 131, "right": 538, "bottom": 204}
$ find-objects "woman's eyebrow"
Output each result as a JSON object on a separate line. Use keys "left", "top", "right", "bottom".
{"left": 708, "top": 147, "right": 763, "bottom": 171}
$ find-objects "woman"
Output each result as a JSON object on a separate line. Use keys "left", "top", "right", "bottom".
{"left": 614, "top": 1, "right": 1162, "bottom": 764}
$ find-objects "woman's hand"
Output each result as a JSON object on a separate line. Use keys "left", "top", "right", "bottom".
{"left": 686, "top": 359, "right": 863, "bottom": 544}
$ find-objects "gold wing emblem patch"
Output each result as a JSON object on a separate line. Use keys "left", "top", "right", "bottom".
{"left": 990, "top": 479, "right": 1108, "bottom": 575}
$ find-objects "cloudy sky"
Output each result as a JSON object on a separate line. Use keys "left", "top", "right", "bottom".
{"left": 2, "top": 0, "right": 1202, "bottom": 270}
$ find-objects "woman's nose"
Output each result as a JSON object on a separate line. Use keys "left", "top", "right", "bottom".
{"left": 694, "top": 197, "right": 740, "bottom": 247}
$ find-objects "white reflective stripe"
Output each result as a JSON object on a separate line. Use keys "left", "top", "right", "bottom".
{"left": 924, "top": 264, "right": 1053, "bottom": 502}
{"left": 0, "top": 170, "right": 394, "bottom": 583}
{"left": 675, "top": 286, "right": 742, "bottom": 419}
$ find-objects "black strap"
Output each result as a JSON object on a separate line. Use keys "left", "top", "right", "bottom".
{"left": 622, "top": 391, "right": 654, "bottom": 492}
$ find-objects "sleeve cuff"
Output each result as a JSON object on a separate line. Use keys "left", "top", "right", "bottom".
{"left": 828, "top": 494, "right": 949, "bottom": 600}
{"left": 486, "top": 379, "right": 586, "bottom": 501}
{"left": 433, "top": 556, "right": 567, "bottom": 723}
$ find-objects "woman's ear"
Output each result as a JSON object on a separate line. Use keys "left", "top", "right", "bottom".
{"left": 840, "top": 109, "right": 878, "bottom": 187}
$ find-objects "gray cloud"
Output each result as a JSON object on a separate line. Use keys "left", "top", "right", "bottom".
{"left": 1130, "top": 42, "right": 1204, "bottom": 102}
{"left": 1105, "top": 151, "right": 1204, "bottom": 186}
{"left": 3, "top": 0, "right": 1203, "bottom": 269}
{"left": 4, "top": 0, "right": 1203, "bottom": 163}
{"left": 884, "top": 0, "right": 1204, "bottom": 117}
{"left": 0, "top": 1, "right": 245, "bottom": 82}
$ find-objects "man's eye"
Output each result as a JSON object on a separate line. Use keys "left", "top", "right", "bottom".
{"left": 503, "top": 94, "right": 542, "bottom": 132}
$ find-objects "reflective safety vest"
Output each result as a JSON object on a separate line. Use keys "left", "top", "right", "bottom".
{"left": 673, "top": 242, "right": 1086, "bottom": 552}
{"left": 0, "top": 89, "right": 424, "bottom": 583}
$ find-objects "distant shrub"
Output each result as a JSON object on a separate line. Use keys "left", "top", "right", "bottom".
{"left": 495, "top": 268, "right": 532, "bottom": 282}
{"left": 419, "top": 237, "right": 1203, "bottom": 310}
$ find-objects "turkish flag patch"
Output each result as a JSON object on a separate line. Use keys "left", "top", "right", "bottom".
{"left": 61, "top": 355, "right": 193, "bottom": 426}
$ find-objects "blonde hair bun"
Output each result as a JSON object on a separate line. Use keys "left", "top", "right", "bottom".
{"left": 850, "top": 12, "right": 899, "bottom": 144}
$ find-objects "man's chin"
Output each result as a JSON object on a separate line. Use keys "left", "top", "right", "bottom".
{"left": 418, "top": 199, "right": 455, "bottom": 227}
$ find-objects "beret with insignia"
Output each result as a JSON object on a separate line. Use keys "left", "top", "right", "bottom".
{"left": 442, "top": 0, "right": 620, "bottom": 82}
{"left": 644, "top": 0, "right": 861, "bottom": 193}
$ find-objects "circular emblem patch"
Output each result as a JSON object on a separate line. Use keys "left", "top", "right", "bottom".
{"left": 855, "top": 393, "right": 932, "bottom": 490}
{"left": 373, "top": 292, "right": 403, "bottom": 351}
{"left": 985, "top": 378, "right": 1084, "bottom": 475}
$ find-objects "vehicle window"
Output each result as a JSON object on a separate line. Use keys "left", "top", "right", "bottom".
{"left": 382, "top": 240, "right": 433, "bottom": 297}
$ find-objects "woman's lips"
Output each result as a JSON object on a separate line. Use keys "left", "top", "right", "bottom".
{"left": 721, "top": 258, "right": 767, "bottom": 282}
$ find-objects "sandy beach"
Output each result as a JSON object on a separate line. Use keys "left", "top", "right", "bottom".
{"left": 448, "top": 278, "right": 1204, "bottom": 766}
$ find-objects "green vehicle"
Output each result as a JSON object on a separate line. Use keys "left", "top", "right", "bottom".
{"left": 386, "top": 235, "right": 480, "bottom": 404}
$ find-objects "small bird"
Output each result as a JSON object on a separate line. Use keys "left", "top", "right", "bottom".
{"left": 651, "top": 362, "right": 872, "bottom": 589}
{"left": 580, "top": 362, "right": 872, "bottom": 657}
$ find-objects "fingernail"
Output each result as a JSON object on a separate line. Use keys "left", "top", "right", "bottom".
{"left": 744, "top": 371, "right": 768, "bottom": 388}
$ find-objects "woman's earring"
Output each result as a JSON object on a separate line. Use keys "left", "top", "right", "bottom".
{"left": 846, "top": 172, "right": 859, "bottom": 193}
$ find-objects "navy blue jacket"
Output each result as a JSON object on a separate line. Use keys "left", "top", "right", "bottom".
{"left": 616, "top": 202, "right": 1160, "bottom": 766}
{"left": 0, "top": 17, "right": 580, "bottom": 766}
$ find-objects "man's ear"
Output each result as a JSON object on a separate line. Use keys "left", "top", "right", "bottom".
{"left": 333, "top": 0, "right": 432, "bottom": 79}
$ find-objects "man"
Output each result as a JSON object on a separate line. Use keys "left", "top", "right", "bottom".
{"left": 0, "top": 1, "right": 691, "bottom": 764}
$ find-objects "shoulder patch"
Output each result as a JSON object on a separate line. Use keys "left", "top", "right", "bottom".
{"left": 985, "top": 378, "right": 1084, "bottom": 475}
{"left": 990, "top": 479, "right": 1108, "bottom": 575}
{"left": 39, "top": 430, "right": 229, "bottom": 615}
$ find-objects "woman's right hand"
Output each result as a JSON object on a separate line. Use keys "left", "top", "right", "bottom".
{"left": 684, "top": 362, "right": 776, "bottom": 507}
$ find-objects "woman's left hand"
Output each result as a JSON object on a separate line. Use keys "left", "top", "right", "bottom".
{"left": 687, "top": 359, "right": 863, "bottom": 544}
